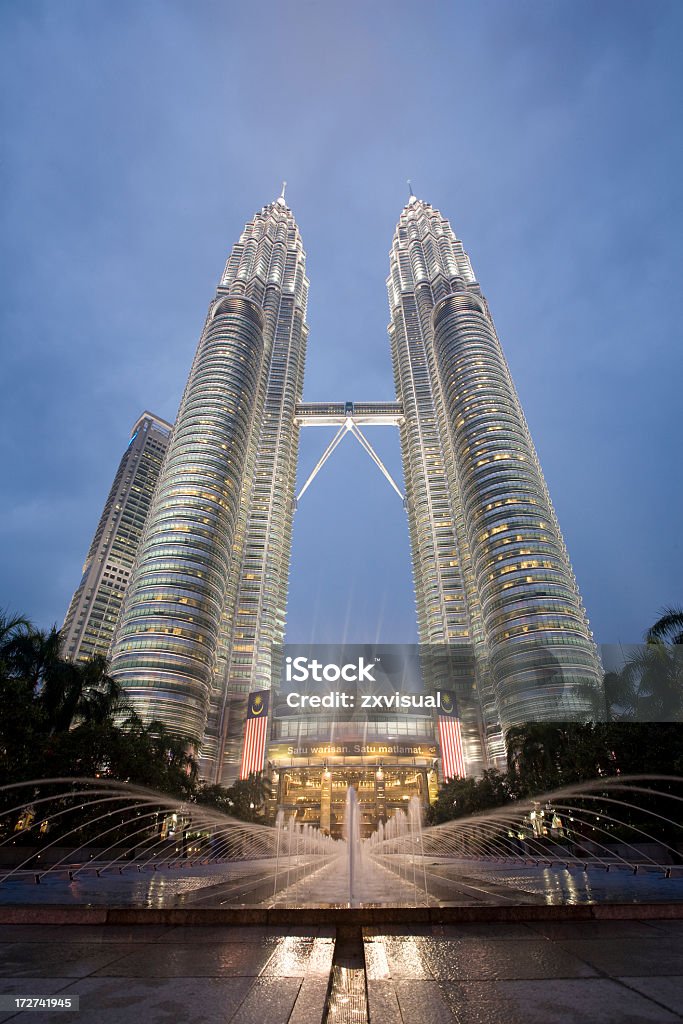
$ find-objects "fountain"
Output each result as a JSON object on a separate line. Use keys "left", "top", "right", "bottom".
{"left": 345, "top": 785, "right": 361, "bottom": 903}
{"left": 272, "top": 809, "right": 285, "bottom": 897}
{"left": 0, "top": 775, "right": 682, "bottom": 909}
{"left": 0, "top": 777, "right": 337, "bottom": 907}
{"left": 408, "top": 794, "right": 429, "bottom": 902}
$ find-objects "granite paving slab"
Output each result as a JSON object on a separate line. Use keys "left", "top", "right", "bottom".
{"left": 393, "top": 979, "right": 458, "bottom": 1024}
{"left": 370, "top": 935, "right": 433, "bottom": 978}
{"left": 226, "top": 977, "right": 301, "bottom": 1024}
{"left": 363, "top": 937, "right": 391, "bottom": 980}
{"left": 432, "top": 922, "right": 542, "bottom": 940}
{"left": 260, "top": 936, "right": 334, "bottom": 977}
{"left": 440, "top": 978, "right": 682, "bottom": 1024}
{"left": 0, "top": 979, "right": 79, "bottom": 1024}
{"left": 622, "top": 977, "right": 683, "bottom": 1017}
{"left": 366, "top": 979, "right": 402, "bottom": 1024}
{"left": 640, "top": 920, "right": 683, "bottom": 935}
{"left": 90, "top": 942, "right": 274, "bottom": 977}
{"left": 379, "top": 935, "right": 599, "bottom": 980}
{"left": 525, "top": 920, "right": 663, "bottom": 940}
{"left": 555, "top": 938, "right": 683, "bottom": 977}
{"left": 155, "top": 924, "right": 332, "bottom": 942}
{"left": 287, "top": 976, "right": 329, "bottom": 1024}
{"left": 0, "top": 943, "right": 133, "bottom": 978}
{"left": 7, "top": 975, "right": 255, "bottom": 1024}
{"left": 0, "top": 925, "right": 169, "bottom": 944}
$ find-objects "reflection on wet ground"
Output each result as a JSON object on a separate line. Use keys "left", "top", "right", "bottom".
{"left": 274, "top": 852, "right": 425, "bottom": 906}
{"left": 0, "top": 924, "right": 335, "bottom": 1024}
{"left": 1, "top": 921, "right": 682, "bottom": 1023}
{"left": 441, "top": 859, "right": 683, "bottom": 905}
{"left": 0, "top": 858, "right": 314, "bottom": 907}
{"left": 363, "top": 920, "right": 683, "bottom": 1024}
{"left": 1, "top": 856, "right": 683, "bottom": 908}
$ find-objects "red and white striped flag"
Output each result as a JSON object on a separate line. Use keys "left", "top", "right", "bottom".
{"left": 437, "top": 691, "right": 465, "bottom": 780}
{"left": 239, "top": 690, "right": 269, "bottom": 779}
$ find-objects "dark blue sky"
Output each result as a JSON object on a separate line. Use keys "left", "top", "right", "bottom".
{"left": 1, "top": 0, "right": 681, "bottom": 645}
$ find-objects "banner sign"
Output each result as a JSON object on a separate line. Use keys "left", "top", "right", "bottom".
{"left": 268, "top": 740, "right": 437, "bottom": 760}
{"left": 240, "top": 690, "right": 270, "bottom": 778}
{"left": 437, "top": 690, "right": 465, "bottom": 780}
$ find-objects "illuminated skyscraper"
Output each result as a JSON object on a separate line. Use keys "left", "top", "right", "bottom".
{"left": 388, "top": 191, "right": 602, "bottom": 765}
{"left": 62, "top": 411, "right": 172, "bottom": 663}
{"left": 103, "top": 187, "right": 601, "bottom": 806}
{"left": 109, "top": 191, "right": 308, "bottom": 770}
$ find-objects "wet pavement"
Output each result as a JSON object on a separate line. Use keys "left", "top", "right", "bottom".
{"left": 365, "top": 920, "right": 683, "bottom": 1023}
{"left": 0, "top": 920, "right": 682, "bottom": 1023}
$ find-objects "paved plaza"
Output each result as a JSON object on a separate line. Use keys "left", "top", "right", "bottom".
{"left": 0, "top": 919, "right": 682, "bottom": 1023}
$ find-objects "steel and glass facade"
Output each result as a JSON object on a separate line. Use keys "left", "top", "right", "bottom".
{"left": 433, "top": 290, "right": 602, "bottom": 730}
{"left": 62, "top": 412, "right": 172, "bottom": 663}
{"left": 202, "top": 195, "right": 309, "bottom": 782}
{"left": 97, "top": 189, "right": 600, "bottom": 798}
{"left": 108, "top": 196, "right": 308, "bottom": 771}
{"left": 389, "top": 195, "right": 602, "bottom": 764}
{"left": 109, "top": 296, "right": 266, "bottom": 743}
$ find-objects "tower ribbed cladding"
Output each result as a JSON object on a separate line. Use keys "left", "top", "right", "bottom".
{"left": 388, "top": 198, "right": 602, "bottom": 755}
{"left": 108, "top": 190, "right": 601, "bottom": 784}
{"left": 109, "top": 199, "right": 308, "bottom": 756}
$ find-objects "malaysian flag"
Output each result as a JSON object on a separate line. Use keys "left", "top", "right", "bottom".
{"left": 437, "top": 690, "right": 465, "bottom": 780}
{"left": 239, "top": 690, "right": 270, "bottom": 779}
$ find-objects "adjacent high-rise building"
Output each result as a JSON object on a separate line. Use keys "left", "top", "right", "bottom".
{"left": 99, "top": 188, "right": 601, "bottom": 817}
{"left": 62, "top": 412, "right": 172, "bottom": 662}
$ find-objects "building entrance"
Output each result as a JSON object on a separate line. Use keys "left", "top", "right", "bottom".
{"left": 267, "top": 762, "right": 437, "bottom": 837}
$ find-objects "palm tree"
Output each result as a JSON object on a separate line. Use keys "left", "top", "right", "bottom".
{"left": 505, "top": 722, "right": 567, "bottom": 793}
{"left": 1, "top": 622, "right": 76, "bottom": 737}
{"left": 603, "top": 607, "right": 683, "bottom": 724}
{"left": 646, "top": 607, "right": 683, "bottom": 646}
{"left": 0, "top": 615, "right": 54, "bottom": 689}
{"left": 246, "top": 770, "right": 272, "bottom": 812}
{"left": 73, "top": 655, "right": 130, "bottom": 726}
{"left": 602, "top": 669, "right": 639, "bottom": 721}
{"left": 619, "top": 643, "right": 683, "bottom": 722}
{"left": 39, "top": 650, "right": 84, "bottom": 733}
{"left": 0, "top": 612, "right": 40, "bottom": 781}
{"left": 0, "top": 610, "right": 32, "bottom": 652}
{"left": 126, "top": 717, "right": 199, "bottom": 793}
{"left": 224, "top": 772, "right": 272, "bottom": 821}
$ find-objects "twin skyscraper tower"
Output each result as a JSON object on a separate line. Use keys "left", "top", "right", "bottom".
{"left": 102, "top": 188, "right": 601, "bottom": 788}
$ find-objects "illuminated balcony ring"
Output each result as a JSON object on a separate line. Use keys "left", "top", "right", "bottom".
{"left": 210, "top": 294, "right": 265, "bottom": 328}
{"left": 432, "top": 291, "right": 487, "bottom": 327}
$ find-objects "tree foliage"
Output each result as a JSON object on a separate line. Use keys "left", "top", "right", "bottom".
{"left": 0, "top": 610, "right": 197, "bottom": 797}
{"left": 430, "top": 606, "right": 683, "bottom": 822}
{"left": 427, "top": 769, "right": 512, "bottom": 824}
{"left": 195, "top": 772, "right": 272, "bottom": 822}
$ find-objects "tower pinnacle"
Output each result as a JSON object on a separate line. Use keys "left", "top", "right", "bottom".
{"left": 277, "top": 181, "right": 287, "bottom": 205}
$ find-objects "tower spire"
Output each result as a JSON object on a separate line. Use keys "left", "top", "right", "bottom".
{"left": 407, "top": 179, "right": 417, "bottom": 204}
{"left": 277, "top": 180, "right": 287, "bottom": 205}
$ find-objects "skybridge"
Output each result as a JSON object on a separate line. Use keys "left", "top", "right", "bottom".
{"left": 293, "top": 401, "right": 405, "bottom": 505}
{"left": 294, "top": 401, "right": 404, "bottom": 427}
